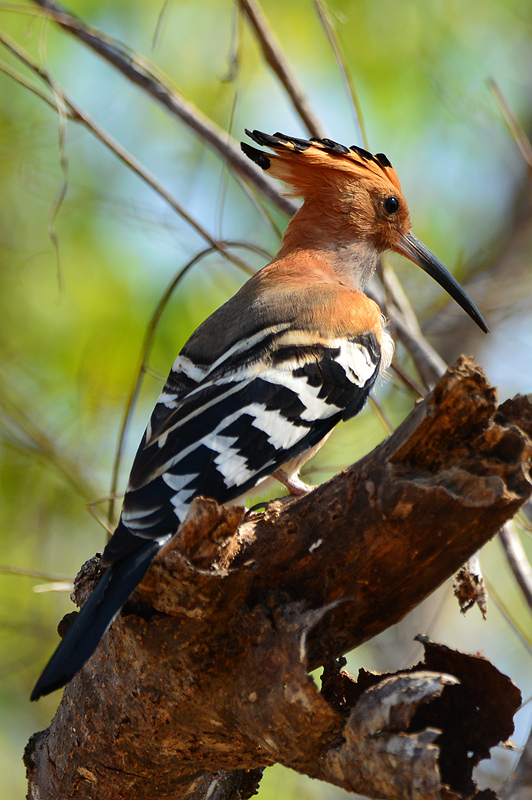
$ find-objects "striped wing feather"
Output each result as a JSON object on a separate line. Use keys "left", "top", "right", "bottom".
{"left": 103, "top": 330, "right": 381, "bottom": 565}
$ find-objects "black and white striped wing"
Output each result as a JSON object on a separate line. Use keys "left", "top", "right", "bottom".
{"left": 104, "top": 331, "right": 381, "bottom": 564}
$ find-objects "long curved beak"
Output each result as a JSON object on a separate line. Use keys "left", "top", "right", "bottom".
{"left": 395, "top": 231, "right": 489, "bottom": 333}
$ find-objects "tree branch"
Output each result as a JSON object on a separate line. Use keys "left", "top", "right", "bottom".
{"left": 25, "top": 359, "right": 532, "bottom": 800}
{"left": 30, "top": 0, "right": 297, "bottom": 216}
{"left": 499, "top": 520, "right": 532, "bottom": 611}
{"left": 238, "top": 0, "right": 325, "bottom": 138}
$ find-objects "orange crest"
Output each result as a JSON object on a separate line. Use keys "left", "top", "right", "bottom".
{"left": 241, "top": 130, "right": 403, "bottom": 200}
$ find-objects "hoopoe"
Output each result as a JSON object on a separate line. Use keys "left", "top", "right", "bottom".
{"left": 31, "top": 130, "right": 488, "bottom": 700}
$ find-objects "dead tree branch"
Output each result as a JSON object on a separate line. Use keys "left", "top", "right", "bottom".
{"left": 25, "top": 359, "right": 532, "bottom": 800}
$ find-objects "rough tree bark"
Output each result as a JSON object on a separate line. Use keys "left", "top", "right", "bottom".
{"left": 25, "top": 358, "right": 532, "bottom": 800}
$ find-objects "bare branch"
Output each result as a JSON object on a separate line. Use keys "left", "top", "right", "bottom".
{"left": 30, "top": 0, "right": 297, "bottom": 216}
{"left": 314, "top": 0, "right": 368, "bottom": 148}
{"left": 490, "top": 78, "right": 532, "bottom": 175}
{"left": 0, "top": 30, "right": 257, "bottom": 276}
{"left": 238, "top": 0, "right": 325, "bottom": 138}
{"left": 499, "top": 520, "right": 532, "bottom": 612}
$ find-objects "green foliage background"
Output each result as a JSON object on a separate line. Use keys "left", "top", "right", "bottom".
{"left": 0, "top": 0, "right": 531, "bottom": 797}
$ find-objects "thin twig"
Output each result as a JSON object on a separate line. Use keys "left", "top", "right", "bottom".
{"left": 484, "top": 577, "right": 532, "bottom": 656}
{"left": 29, "top": 0, "right": 297, "bottom": 216}
{"left": 38, "top": 15, "right": 67, "bottom": 292}
{"left": 222, "top": 2, "right": 243, "bottom": 83}
{"left": 499, "top": 521, "right": 532, "bottom": 613}
{"left": 151, "top": 0, "right": 173, "bottom": 52}
{"left": 0, "top": 381, "right": 95, "bottom": 500}
{"left": 368, "top": 396, "right": 394, "bottom": 435}
{"left": 0, "top": 30, "right": 255, "bottom": 276}
{"left": 490, "top": 78, "right": 532, "bottom": 175}
{"left": 381, "top": 255, "right": 426, "bottom": 344}
{"left": 0, "top": 564, "right": 70, "bottom": 582}
{"left": 86, "top": 495, "right": 122, "bottom": 536}
{"left": 216, "top": 91, "right": 239, "bottom": 241}
{"left": 485, "top": 576, "right": 532, "bottom": 655}
{"left": 238, "top": 0, "right": 325, "bottom": 138}
{"left": 390, "top": 361, "right": 425, "bottom": 399}
{"left": 0, "top": 59, "right": 65, "bottom": 111}
{"left": 314, "top": 0, "right": 367, "bottom": 148}
{"left": 484, "top": 578, "right": 532, "bottom": 656}
{"left": 32, "top": 581, "right": 73, "bottom": 593}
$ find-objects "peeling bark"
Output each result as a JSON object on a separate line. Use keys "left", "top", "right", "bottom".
{"left": 26, "top": 359, "right": 532, "bottom": 800}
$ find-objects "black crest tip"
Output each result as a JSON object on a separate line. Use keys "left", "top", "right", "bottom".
{"left": 272, "top": 132, "right": 311, "bottom": 151}
{"left": 349, "top": 144, "right": 373, "bottom": 161}
{"left": 245, "top": 129, "right": 311, "bottom": 152}
{"left": 241, "top": 141, "right": 271, "bottom": 170}
{"left": 313, "top": 137, "right": 350, "bottom": 155}
{"left": 375, "top": 152, "right": 392, "bottom": 168}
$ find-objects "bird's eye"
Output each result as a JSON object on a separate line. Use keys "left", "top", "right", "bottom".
{"left": 382, "top": 195, "right": 400, "bottom": 215}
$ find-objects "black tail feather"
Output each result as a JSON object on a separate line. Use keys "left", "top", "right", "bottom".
{"left": 30, "top": 540, "right": 160, "bottom": 701}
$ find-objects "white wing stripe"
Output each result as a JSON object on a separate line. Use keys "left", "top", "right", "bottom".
{"left": 151, "top": 379, "right": 253, "bottom": 445}
{"left": 253, "top": 368, "right": 342, "bottom": 421}
{"left": 214, "top": 447, "right": 255, "bottom": 488}
{"left": 146, "top": 342, "right": 379, "bottom": 481}
{"left": 170, "top": 354, "right": 209, "bottom": 382}
{"left": 206, "top": 323, "right": 292, "bottom": 374}
{"left": 162, "top": 472, "right": 198, "bottom": 492}
{"left": 247, "top": 402, "right": 307, "bottom": 449}
{"left": 158, "top": 392, "right": 179, "bottom": 409}
{"left": 169, "top": 489, "right": 197, "bottom": 517}
{"left": 156, "top": 335, "right": 377, "bottom": 439}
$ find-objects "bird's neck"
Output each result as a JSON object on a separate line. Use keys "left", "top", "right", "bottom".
{"left": 275, "top": 199, "right": 379, "bottom": 290}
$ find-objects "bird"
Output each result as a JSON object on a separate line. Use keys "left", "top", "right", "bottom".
{"left": 31, "top": 129, "right": 488, "bottom": 701}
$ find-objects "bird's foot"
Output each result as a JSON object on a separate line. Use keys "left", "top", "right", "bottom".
{"left": 272, "top": 469, "right": 314, "bottom": 497}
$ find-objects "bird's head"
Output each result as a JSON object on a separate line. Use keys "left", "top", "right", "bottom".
{"left": 242, "top": 130, "right": 488, "bottom": 333}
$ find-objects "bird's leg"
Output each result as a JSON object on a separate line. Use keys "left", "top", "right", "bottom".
{"left": 272, "top": 468, "right": 314, "bottom": 496}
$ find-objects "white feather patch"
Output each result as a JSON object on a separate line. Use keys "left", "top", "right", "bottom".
{"left": 163, "top": 472, "right": 197, "bottom": 492}
{"left": 255, "top": 368, "right": 342, "bottom": 422}
{"left": 246, "top": 401, "right": 307, "bottom": 449}
{"left": 336, "top": 340, "right": 376, "bottom": 385}
{"left": 158, "top": 392, "right": 179, "bottom": 409}
{"left": 150, "top": 379, "right": 253, "bottom": 446}
{"left": 169, "top": 488, "right": 197, "bottom": 519}
{"left": 122, "top": 504, "right": 161, "bottom": 523}
{"left": 171, "top": 354, "right": 209, "bottom": 383}
{"left": 214, "top": 447, "right": 255, "bottom": 488}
